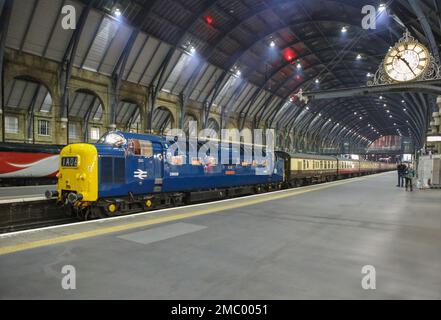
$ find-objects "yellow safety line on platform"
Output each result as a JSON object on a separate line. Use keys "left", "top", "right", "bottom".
{"left": 0, "top": 174, "right": 380, "bottom": 256}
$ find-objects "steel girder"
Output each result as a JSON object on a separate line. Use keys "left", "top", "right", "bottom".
{"left": 408, "top": 0, "right": 440, "bottom": 62}
{"left": 82, "top": 96, "right": 97, "bottom": 142}
{"left": 148, "top": 0, "right": 223, "bottom": 130}
{"left": 110, "top": 29, "right": 139, "bottom": 127}
{"left": 299, "top": 80, "right": 441, "bottom": 101}
{"left": 233, "top": 16, "right": 394, "bottom": 122}
{"left": 292, "top": 97, "right": 421, "bottom": 144}
{"left": 205, "top": 15, "right": 393, "bottom": 129}
{"left": 26, "top": 83, "right": 41, "bottom": 143}
{"left": 0, "top": 0, "right": 11, "bottom": 142}
{"left": 59, "top": 0, "right": 94, "bottom": 145}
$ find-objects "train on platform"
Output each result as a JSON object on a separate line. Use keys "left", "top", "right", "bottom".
{"left": 0, "top": 142, "right": 63, "bottom": 186}
{"left": 47, "top": 131, "right": 396, "bottom": 220}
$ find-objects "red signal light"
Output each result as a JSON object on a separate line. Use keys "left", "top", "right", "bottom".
{"left": 204, "top": 15, "right": 214, "bottom": 25}
{"left": 283, "top": 48, "right": 297, "bottom": 62}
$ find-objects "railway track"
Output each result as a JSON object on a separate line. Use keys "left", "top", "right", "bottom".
{"left": 0, "top": 199, "right": 76, "bottom": 234}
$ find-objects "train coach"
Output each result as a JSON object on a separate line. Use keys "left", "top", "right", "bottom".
{"left": 47, "top": 131, "right": 395, "bottom": 220}
{"left": 0, "top": 142, "right": 63, "bottom": 186}
{"left": 276, "top": 152, "right": 395, "bottom": 187}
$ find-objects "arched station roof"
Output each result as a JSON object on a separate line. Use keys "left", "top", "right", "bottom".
{"left": 3, "top": 0, "right": 441, "bottom": 149}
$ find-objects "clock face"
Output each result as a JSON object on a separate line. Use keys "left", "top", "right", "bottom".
{"left": 383, "top": 42, "right": 429, "bottom": 82}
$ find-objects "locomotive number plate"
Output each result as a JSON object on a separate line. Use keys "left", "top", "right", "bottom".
{"left": 61, "top": 156, "right": 78, "bottom": 167}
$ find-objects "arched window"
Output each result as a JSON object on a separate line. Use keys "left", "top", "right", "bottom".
{"left": 4, "top": 76, "right": 53, "bottom": 142}
{"left": 153, "top": 106, "right": 174, "bottom": 135}
{"left": 116, "top": 100, "right": 141, "bottom": 133}
{"left": 70, "top": 89, "right": 104, "bottom": 142}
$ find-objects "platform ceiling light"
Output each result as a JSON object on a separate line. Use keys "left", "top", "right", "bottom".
{"left": 296, "top": 62, "right": 302, "bottom": 69}
{"left": 383, "top": 104, "right": 387, "bottom": 107}
{"left": 386, "top": 110, "right": 390, "bottom": 113}
{"left": 341, "top": 26, "right": 348, "bottom": 33}
{"left": 378, "top": 3, "right": 386, "bottom": 11}
{"left": 401, "top": 100, "right": 405, "bottom": 103}
{"left": 359, "top": 116, "right": 363, "bottom": 120}
{"left": 315, "top": 79, "right": 320, "bottom": 84}
{"left": 318, "top": 113, "right": 322, "bottom": 116}
{"left": 389, "top": 115, "right": 393, "bottom": 118}
{"left": 189, "top": 46, "right": 196, "bottom": 54}
{"left": 236, "top": 69, "right": 241, "bottom": 76}
{"left": 403, "top": 108, "right": 407, "bottom": 111}
{"left": 366, "top": 72, "right": 373, "bottom": 77}
{"left": 379, "top": 96, "right": 383, "bottom": 100}
{"left": 394, "top": 123, "right": 397, "bottom": 126}
{"left": 356, "top": 54, "right": 362, "bottom": 60}
{"left": 113, "top": 8, "right": 122, "bottom": 17}
{"left": 354, "top": 112, "right": 357, "bottom": 115}
{"left": 269, "top": 40, "right": 276, "bottom": 47}
{"left": 306, "top": 106, "right": 310, "bottom": 110}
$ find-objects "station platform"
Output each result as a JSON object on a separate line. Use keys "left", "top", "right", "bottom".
{"left": 0, "top": 185, "right": 52, "bottom": 203}
{"left": 0, "top": 172, "right": 440, "bottom": 299}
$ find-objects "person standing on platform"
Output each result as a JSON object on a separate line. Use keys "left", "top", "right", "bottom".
{"left": 396, "top": 162, "right": 406, "bottom": 187}
{"left": 405, "top": 164, "right": 416, "bottom": 192}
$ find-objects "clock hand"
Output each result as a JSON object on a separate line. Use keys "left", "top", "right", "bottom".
{"left": 396, "top": 53, "right": 416, "bottom": 76}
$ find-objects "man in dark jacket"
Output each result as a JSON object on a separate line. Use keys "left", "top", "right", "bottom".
{"left": 396, "top": 162, "right": 406, "bottom": 187}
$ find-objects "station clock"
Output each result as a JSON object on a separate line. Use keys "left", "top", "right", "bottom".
{"left": 383, "top": 38, "right": 430, "bottom": 82}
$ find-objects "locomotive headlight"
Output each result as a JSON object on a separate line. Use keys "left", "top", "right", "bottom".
{"left": 45, "top": 190, "right": 58, "bottom": 199}
{"left": 75, "top": 173, "right": 86, "bottom": 180}
{"left": 67, "top": 193, "right": 83, "bottom": 204}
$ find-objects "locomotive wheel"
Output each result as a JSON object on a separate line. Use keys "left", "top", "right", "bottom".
{"left": 97, "top": 202, "right": 119, "bottom": 217}
{"left": 108, "top": 203, "right": 118, "bottom": 214}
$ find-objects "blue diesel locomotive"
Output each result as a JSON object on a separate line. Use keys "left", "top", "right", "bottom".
{"left": 52, "top": 131, "right": 285, "bottom": 219}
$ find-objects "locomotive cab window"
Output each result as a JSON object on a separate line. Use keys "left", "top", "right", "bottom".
{"left": 127, "top": 139, "right": 153, "bottom": 157}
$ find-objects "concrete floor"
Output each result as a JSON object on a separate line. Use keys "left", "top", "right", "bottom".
{"left": 0, "top": 172, "right": 440, "bottom": 299}
{"left": 0, "top": 185, "right": 52, "bottom": 201}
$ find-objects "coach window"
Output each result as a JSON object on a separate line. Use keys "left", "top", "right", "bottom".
{"left": 171, "top": 155, "right": 184, "bottom": 165}
{"left": 170, "top": 147, "right": 185, "bottom": 166}
{"left": 191, "top": 157, "right": 202, "bottom": 165}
